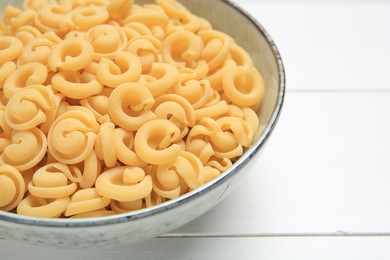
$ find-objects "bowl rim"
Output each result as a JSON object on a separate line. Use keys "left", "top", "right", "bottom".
{"left": 0, "top": 0, "right": 286, "bottom": 228}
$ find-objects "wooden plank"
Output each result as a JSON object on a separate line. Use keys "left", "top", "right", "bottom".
{"left": 2, "top": 236, "right": 390, "bottom": 260}
{"left": 237, "top": 3, "right": 390, "bottom": 90}
{"left": 173, "top": 91, "right": 390, "bottom": 235}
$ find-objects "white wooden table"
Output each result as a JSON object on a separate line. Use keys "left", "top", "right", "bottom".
{"left": 1, "top": 0, "right": 390, "bottom": 259}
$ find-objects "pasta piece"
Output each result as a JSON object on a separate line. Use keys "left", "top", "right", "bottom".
{"left": 23, "top": 0, "right": 51, "bottom": 11}
{"left": 96, "top": 51, "right": 142, "bottom": 88}
{"left": 0, "top": 165, "right": 25, "bottom": 212}
{"left": 15, "top": 25, "right": 42, "bottom": 45}
{"left": 209, "top": 117, "right": 253, "bottom": 159}
{"left": 195, "top": 100, "right": 229, "bottom": 122}
{"left": 48, "top": 37, "right": 94, "bottom": 72}
{"left": 65, "top": 188, "right": 111, "bottom": 217}
{"left": 95, "top": 166, "right": 153, "bottom": 202}
{"left": 230, "top": 43, "right": 254, "bottom": 70}
{"left": 86, "top": 24, "right": 127, "bottom": 60}
{"left": 34, "top": 4, "right": 68, "bottom": 36}
{"left": 2, "top": 62, "right": 48, "bottom": 99}
{"left": 171, "top": 79, "right": 213, "bottom": 110}
{"left": 0, "top": 61, "right": 16, "bottom": 89}
{"left": 51, "top": 70, "right": 103, "bottom": 99}
{"left": 28, "top": 163, "right": 80, "bottom": 199}
{"left": 125, "top": 35, "right": 161, "bottom": 73}
{"left": 0, "top": 36, "right": 23, "bottom": 64}
{"left": 60, "top": 6, "right": 109, "bottom": 32}
{"left": 114, "top": 128, "right": 147, "bottom": 167}
{"left": 200, "top": 30, "right": 233, "bottom": 71}
{"left": 95, "top": 122, "right": 117, "bottom": 167}
{"left": 155, "top": 0, "right": 188, "bottom": 20}
{"left": 79, "top": 88, "right": 111, "bottom": 122}
{"left": 76, "top": 150, "right": 101, "bottom": 189}
{"left": 137, "top": 62, "right": 179, "bottom": 96}
{"left": 153, "top": 93, "right": 195, "bottom": 139}
{"left": 17, "top": 36, "right": 56, "bottom": 65}
{"left": 17, "top": 194, "right": 70, "bottom": 218}
{"left": 108, "top": 82, "right": 156, "bottom": 131}
{"left": 186, "top": 118, "right": 218, "bottom": 164}
{"left": 157, "top": 151, "right": 204, "bottom": 193}
{"left": 4, "top": 84, "right": 59, "bottom": 130}
{"left": 222, "top": 66, "right": 265, "bottom": 107}
{"left": 134, "top": 119, "right": 181, "bottom": 165}
{"left": 162, "top": 30, "right": 203, "bottom": 69}
{"left": 4, "top": 7, "right": 35, "bottom": 30}
{"left": 48, "top": 110, "right": 99, "bottom": 164}
{"left": 0, "top": 127, "right": 47, "bottom": 171}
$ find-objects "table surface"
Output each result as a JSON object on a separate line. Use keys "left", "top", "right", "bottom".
{"left": 1, "top": 0, "right": 390, "bottom": 259}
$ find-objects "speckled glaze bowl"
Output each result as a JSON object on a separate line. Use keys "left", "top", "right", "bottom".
{"left": 0, "top": 0, "right": 285, "bottom": 248}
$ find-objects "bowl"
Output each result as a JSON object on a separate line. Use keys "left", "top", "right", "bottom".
{"left": 0, "top": 0, "right": 285, "bottom": 248}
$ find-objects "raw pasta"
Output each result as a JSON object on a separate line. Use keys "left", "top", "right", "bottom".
{"left": 0, "top": 0, "right": 265, "bottom": 218}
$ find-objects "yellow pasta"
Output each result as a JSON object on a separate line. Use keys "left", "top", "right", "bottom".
{"left": 48, "top": 37, "right": 94, "bottom": 72}
{"left": 108, "top": 82, "right": 156, "bottom": 131}
{"left": 0, "top": 36, "right": 23, "bottom": 64}
{"left": 0, "top": 165, "right": 25, "bottom": 212}
{"left": 65, "top": 188, "right": 111, "bottom": 217}
{"left": 28, "top": 163, "right": 79, "bottom": 199}
{"left": 0, "top": 127, "right": 47, "bottom": 171}
{"left": 0, "top": 0, "right": 265, "bottom": 218}
{"left": 48, "top": 110, "right": 99, "bottom": 164}
{"left": 95, "top": 166, "right": 153, "bottom": 202}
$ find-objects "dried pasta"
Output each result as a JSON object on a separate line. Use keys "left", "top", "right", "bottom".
{"left": 0, "top": 0, "right": 265, "bottom": 218}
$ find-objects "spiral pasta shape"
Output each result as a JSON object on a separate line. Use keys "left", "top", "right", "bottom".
{"left": 222, "top": 66, "right": 265, "bottom": 107}
{"left": 17, "top": 36, "right": 56, "bottom": 66}
{"left": 60, "top": 6, "right": 109, "bottom": 32}
{"left": 138, "top": 62, "right": 179, "bottom": 96}
{"left": 86, "top": 24, "right": 127, "bottom": 60}
{"left": 0, "top": 36, "right": 23, "bottom": 64}
{"left": 210, "top": 117, "right": 253, "bottom": 159}
{"left": 17, "top": 194, "right": 70, "bottom": 218}
{"left": 162, "top": 30, "right": 203, "bottom": 69}
{"left": 0, "top": 127, "right": 47, "bottom": 171}
{"left": 0, "top": 165, "right": 25, "bottom": 212}
{"left": 51, "top": 70, "right": 103, "bottom": 99}
{"left": 171, "top": 79, "right": 213, "bottom": 110}
{"left": 48, "top": 110, "right": 99, "bottom": 164}
{"left": 3, "top": 62, "right": 48, "bottom": 99}
{"left": 95, "top": 166, "right": 153, "bottom": 202}
{"left": 34, "top": 4, "right": 67, "bottom": 35}
{"left": 199, "top": 30, "right": 233, "bottom": 71}
{"left": 126, "top": 35, "right": 161, "bottom": 73}
{"left": 134, "top": 119, "right": 181, "bottom": 165}
{"left": 48, "top": 38, "right": 94, "bottom": 72}
{"left": 28, "top": 163, "right": 80, "bottom": 199}
{"left": 4, "top": 84, "right": 59, "bottom": 130}
{"left": 108, "top": 82, "right": 156, "bottom": 131}
{"left": 65, "top": 188, "right": 111, "bottom": 217}
{"left": 96, "top": 51, "right": 142, "bottom": 88}
{"left": 186, "top": 118, "right": 218, "bottom": 164}
{"left": 157, "top": 151, "right": 204, "bottom": 194}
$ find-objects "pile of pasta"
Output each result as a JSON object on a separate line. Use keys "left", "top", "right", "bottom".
{"left": 0, "top": 0, "right": 265, "bottom": 218}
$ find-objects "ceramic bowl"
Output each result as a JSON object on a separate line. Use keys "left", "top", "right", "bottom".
{"left": 0, "top": 0, "right": 285, "bottom": 248}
